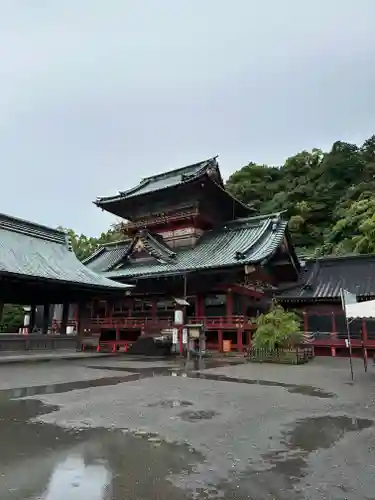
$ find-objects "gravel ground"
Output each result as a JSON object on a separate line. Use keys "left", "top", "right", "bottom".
{"left": 0, "top": 356, "right": 374, "bottom": 499}
{"left": 0, "top": 359, "right": 129, "bottom": 390}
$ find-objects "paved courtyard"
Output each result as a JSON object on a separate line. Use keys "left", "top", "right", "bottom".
{"left": 0, "top": 355, "right": 374, "bottom": 499}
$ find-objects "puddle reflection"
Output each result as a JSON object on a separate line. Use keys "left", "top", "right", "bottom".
{"left": 39, "top": 455, "right": 111, "bottom": 500}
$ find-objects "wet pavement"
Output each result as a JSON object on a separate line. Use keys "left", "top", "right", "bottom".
{"left": 0, "top": 355, "right": 375, "bottom": 499}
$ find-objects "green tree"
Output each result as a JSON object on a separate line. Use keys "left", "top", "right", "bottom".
{"left": 252, "top": 304, "right": 302, "bottom": 350}
{"left": 58, "top": 227, "right": 123, "bottom": 261}
{"left": 328, "top": 198, "right": 375, "bottom": 254}
{"left": 0, "top": 304, "right": 24, "bottom": 333}
{"left": 225, "top": 135, "right": 375, "bottom": 255}
{"left": 226, "top": 163, "right": 282, "bottom": 213}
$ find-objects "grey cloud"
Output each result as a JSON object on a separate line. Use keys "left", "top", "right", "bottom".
{"left": 1, "top": 0, "right": 375, "bottom": 235}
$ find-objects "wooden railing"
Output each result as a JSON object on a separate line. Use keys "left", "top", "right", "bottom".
{"left": 190, "top": 315, "right": 255, "bottom": 329}
{"left": 121, "top": 208, "right": 199, "bottom": 232}
{"left": 84, "top": 315, "right": 256, "bottom": 330}
{"left": 86, "top": 317, "right": 174, "bottom": 329}
{"left": 0, "top": 335, "right": 79, "bottom": 352}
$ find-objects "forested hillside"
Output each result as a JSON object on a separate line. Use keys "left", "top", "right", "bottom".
{"left": 64, "top": 135, "right": 375, "bottom": 262}
{"left": 6, "top": 138, "right": 373, "bottom": 331}
{"left": 226, "top": 135, "right": 375, "bottom": 256}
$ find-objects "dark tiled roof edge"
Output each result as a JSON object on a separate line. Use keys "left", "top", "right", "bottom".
{"left": 94, "top": 157, "right": 218, "bottom": 205}
{"left": 140, "top": 231, "right": 176, "bottom": 262}
{"left": 277, "top": 252, "right": 375, "bottom": 301}
{"left": 82, "top": 239, "right": 131, "bottom": 264}
{"left": 101, "top": 213, "right": 290, "bottom": 280}
{"left": 224, "top": 212, "right": 284, "bottom": 229}
{"left": 0, "top": 212, "right": 67, "bottom": 245}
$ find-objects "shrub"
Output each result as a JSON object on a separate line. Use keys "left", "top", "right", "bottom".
{"left": 252, "top": 303, "right": 302, "bottom": 350}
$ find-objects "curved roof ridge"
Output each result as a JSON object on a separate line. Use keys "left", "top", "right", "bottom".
{"left": 83, "top": 238, "right": 132, "bottom": 265}
{"left": 225, "top": 212, "right": 284, "bottom": 228}
{"left": 313, "top": 253, "right": 375, "bottom": 262}
{"left": 209, "top": 178, "right": 255, "bottom": 216}
{"left": 82, "top": 246, "right": 106, "bottom": 264}
{"left": 94, "top": 157, "right": 218, "bottom": 204}
{"left": 142, "top": 231, "right": 176, "bottom": 260}
{"left": 103, "top": 212, "right": 289, "bottom": 280}
{"left": 0, "top": 214, "right": 130, "bottom": 290}
{"left": 141, "top": 156, "right": 218, "bottom": 182}
{"left": 97, "top": 238, "right": 132, "bottom": 248}
{"left": 236, "top": 217, "right": 286, "bottom": 262}
{"left": 0, "top": 212, "right": 67, "bottom": 245}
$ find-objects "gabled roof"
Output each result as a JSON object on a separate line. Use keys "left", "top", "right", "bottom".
{"left": 0, "top": 213, "right": 130, "bottom": 292}
{"left": 95, "top": 157, "right": 220, "bottom": 205}
{"left": 129, "top": 230, "right": 177, "bottom": 263}
{"left": 278, "top": 254, "right": 375, "bottom": 301}
{"left": 86, "top": 213, "right": 289, "bottom": 280}
{"left": 84, "top": 230, "right": 177, "bottom": 273}
{"left": 83, "top": 239, "right": 132, "bottom": 273}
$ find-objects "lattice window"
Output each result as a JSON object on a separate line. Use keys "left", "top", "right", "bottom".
{"left": 307, "top": 314, "right": 332, "bottom": 339}
{"left": 336, "top": 314, "right": 362, "bottom": 340}
{"left": 366, "top": 319, "right": 375, "bottom": 340}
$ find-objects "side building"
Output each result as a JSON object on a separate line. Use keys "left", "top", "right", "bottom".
{"left": 84, "top": 157, "right": 300, "bottom": 351}
{"left": 278, "top": 254, "right": 375, "bottom": 357}
{"left": 0, "top": 212, "right": 130, "bottom": 338}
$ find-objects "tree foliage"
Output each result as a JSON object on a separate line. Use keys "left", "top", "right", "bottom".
{"left": 252, "top": 304, "right": 302, "bottom": 350}
{"left": 60, "top": 135, "right": 375, "bottom": 260}
{"left": 226, "top": 135, "right": 375, "bottom": 255}
{"left": 59, "top": 226, "right": 123, "bottom": 261}
{"left": 0, "top": 304, "right": 24, "bottom": 333}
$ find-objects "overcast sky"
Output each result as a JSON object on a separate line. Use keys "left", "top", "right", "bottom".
{"left": 1, "top": 1, "right": 374, "bottom": 236}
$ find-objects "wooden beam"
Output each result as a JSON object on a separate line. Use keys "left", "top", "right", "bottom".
{"left": 29, "top": 305, "right": 36, "bottom": 333}
{"left": 42, "top": 303, "right": 50, "bottom": 334}
{"left": 60, "top": 302, "right": 69, "bottom": 335}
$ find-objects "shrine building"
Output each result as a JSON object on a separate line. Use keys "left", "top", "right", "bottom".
{"left": 84, "top": 157, "right": 301, "bottom": 352}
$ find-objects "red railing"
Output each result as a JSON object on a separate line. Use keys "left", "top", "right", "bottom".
{"left": 190, "top": 315, "right": 255, "bottom": 329}
{"left": 121, "top": 209, "right": 199, "bottom": 232}
{"left": 85, "top": 317, "right": 174, "bottom": 329}
{"left": 84, "top": 315, "right": 255, "bottom": 330}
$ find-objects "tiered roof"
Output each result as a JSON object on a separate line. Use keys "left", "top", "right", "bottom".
{"left": 94, "top": 157, "right": 253, "bottom": 219}
{"left": 278, "top": 254, "right": 375, "bottom": 301}
{"left": 0, "top": 212, "right": 130, "bottom": 293}
{"left": 85, "top": 213, "right": 294, "bottom": 280}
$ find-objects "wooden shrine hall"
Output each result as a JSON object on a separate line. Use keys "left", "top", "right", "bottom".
{"left": 83, "top": 157, "right": 301, "bottom": 352}
{"left": 278, "top": 254, "right": 375, "bottom": 357}
{"left": 2, "top": 157, "right": 375, "bottom": 358}
{"left": 0, "top": 212, "right": 130, "bottom": 339}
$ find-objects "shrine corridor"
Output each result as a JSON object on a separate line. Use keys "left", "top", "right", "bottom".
{"left": 0, "top": 356, "right": 374, "bottom": 500}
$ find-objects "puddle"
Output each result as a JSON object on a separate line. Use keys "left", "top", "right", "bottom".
{"left": 0, "top": 374, "right": 144, "bottom": 399}
{"left": 285, "top": 415, "right": 373, "bottom": 453}
{"left": 178, "top": 410, "right": 219, "bottom": 422}
{"left": 256, "top": 415, "right": 374, "bottom": 493}
{"left": 86, "top": 365, "right": 178, "bottom": 375}
{"left": 0, "top": 367, "right": 334, "bottom": 401}
{"left": 37, "top": 454, "right": 112, "bottom": 500}
{"left": 86, "top": 358, "right": 246, "bottom": 375}
{"left": 215, "top": 415, "right": 375, "bottom": 499}
{"left": 147, "top": 399, "right": 193, "bottom": 408}
{"left": 0, "top": 398, "right": 203, "bottom": 500}
{"left": 188, "top": 372, "right": 336, "bottom": 399}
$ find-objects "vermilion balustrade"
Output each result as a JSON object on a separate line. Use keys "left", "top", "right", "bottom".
{"left": 84, "top": 315, "right": 256, "bottom": 330}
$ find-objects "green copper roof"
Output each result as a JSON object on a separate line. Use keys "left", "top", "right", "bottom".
{"left": 83, "top": 239, "right": 132, "bottom": 273}
{"left": 95, "top": 157, "right": 219, "bottom": 205}
{"left": 88, "top": 213, "right": 288, "bottom": 280}
{"left": 0, "top": 213, "right": 130, "bottom": 291}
